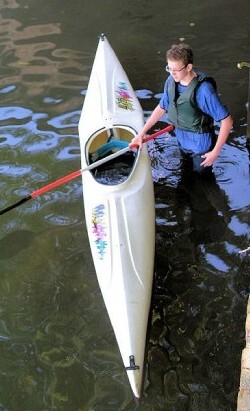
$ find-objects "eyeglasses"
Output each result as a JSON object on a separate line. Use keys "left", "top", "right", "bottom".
{"left": 165, "top": 65, "right": 187, "bottom": 73}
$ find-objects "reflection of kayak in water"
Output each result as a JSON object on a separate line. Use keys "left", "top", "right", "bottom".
{"left": 78, "top": 34, "right": 155, "bottom": 398}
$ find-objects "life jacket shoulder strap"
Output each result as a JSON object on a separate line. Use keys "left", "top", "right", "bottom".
{"left": 196, "top": 73, "right": 217, "bottom": 92}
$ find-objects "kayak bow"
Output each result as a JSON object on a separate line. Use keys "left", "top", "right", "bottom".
{"left": 78, "top": 34, "right": 156, "bottom": 398}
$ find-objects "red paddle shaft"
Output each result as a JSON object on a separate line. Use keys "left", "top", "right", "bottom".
{"left": 0, "top": 124, "right": 174, "bottom": 215}
{"left": 130, "top": 124, "right": 174, "bottom": 148}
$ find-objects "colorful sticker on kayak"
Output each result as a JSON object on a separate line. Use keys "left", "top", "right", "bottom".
{"left": 116, "top": 81, "right": 134, "bottom": 111}
{"left": 91, "top": 204, "right": 107, "bottom": 259}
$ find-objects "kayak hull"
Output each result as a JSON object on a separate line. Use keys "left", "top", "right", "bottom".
{"left": 78, "top": 35, "right": 155, "bottom": 398}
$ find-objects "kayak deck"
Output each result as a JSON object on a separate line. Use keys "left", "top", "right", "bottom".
{"left": 78, "top": 35, "right": 155, "bottom": 398}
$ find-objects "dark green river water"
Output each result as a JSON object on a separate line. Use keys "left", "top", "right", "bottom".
{"left": 0, "top": 1, "right": 249, "bottom": 410}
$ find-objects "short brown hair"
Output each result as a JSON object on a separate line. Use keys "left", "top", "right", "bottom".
{"left": 166, "top": 44, "right": 193, "bottom": 65}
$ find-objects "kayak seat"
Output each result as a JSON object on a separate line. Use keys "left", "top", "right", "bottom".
{"left": 92, "top": 150, "right": 137, "bottom": 185}
{"left": 90, "top": 139, "right": 129, "bottom": 163}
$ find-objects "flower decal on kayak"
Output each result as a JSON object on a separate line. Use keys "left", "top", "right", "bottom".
{"left": 116, "top": 81, "right": 134, "bottom": 111}
{"left": 91, "top": 204, "right": 107, "bottom": 259}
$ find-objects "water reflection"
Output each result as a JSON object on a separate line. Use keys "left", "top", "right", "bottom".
{"left": 0, "top": 0, "right": 249, "bottom": 409}
{"left": 176, "top": 171, "right": 231, "bottom": 246}
{"left": 150, "top": 118, "right": 249, "bottom": 409}
{"left": 0, "top": 229, "right": 35, "bottom": 259}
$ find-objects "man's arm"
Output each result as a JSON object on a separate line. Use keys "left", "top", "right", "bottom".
{"left": 201, "top": 114, "right": 233, "bottom": 167}
{"left": 129, "top": 105, "right": 166, "bottom": 148}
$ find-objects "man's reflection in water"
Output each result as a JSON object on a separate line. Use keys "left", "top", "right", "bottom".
{"left": 176, "top": 150, "right": 231, "bottom": 245}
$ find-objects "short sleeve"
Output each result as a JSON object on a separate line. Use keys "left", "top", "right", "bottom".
{"left": 196, "top": 82, "right": 230, "bottom": 122}
{"left": 159, "top": 77, "right": 171, "bottom": 111}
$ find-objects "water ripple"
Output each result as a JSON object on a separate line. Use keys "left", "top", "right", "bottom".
{"left": 0, "top": 106, "right": 33, "bottom": 122}
{"left": 0, "top": 164, "right": 32, "bottom": 176}
{"left": 0, "top": 85, "right": 16, "bottom": 94}
{"left": 214, "top": 155, "right": 248, "bottom": 184}
{"left": 44, "top": 214, "right": 79, "bottom": 226}
{"left": 135, "top": 89, "right": 153, "bottom": 99}
{"left": 47, "top": 110, "right": 81, "bottom": 129}
{"left": 228, "top": 215, "right": 250, "bottom": 237}
{"left": 23, "top": 130, "right": 60, "bottom": 153}
{"left": 205, "top": 253, "right": 230, "bottom": 273}
{"left": 56, "top": 147, "right": 80, "bottom": 160}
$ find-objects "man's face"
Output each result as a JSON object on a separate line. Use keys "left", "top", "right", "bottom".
{"left": 166, "top": 59, "right": 191, "bottom": 82}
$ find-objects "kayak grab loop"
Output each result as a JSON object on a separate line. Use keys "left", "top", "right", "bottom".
{"left": 125, "top": 355, "right": 140, "bottom": 371}
{"left": 99, "top": 33, "right": 106, "bottom": 41}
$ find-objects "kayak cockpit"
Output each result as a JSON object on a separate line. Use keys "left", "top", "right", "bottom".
{"left": 86, "top": 126, "right": 138, "bottom": 185}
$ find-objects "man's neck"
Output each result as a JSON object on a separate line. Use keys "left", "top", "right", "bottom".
{"left": 180, "top": 70, "right": 197, "bottom": 86}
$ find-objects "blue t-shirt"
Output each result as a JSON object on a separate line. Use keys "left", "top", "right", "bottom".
{"left": 159, "top": 75, "right": 230, "bottom": 154}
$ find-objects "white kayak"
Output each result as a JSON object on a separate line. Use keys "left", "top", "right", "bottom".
{"left": 78, "top": 34, "right": 155, "bottom": 398}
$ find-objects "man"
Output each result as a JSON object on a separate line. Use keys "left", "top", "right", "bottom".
{"left": 130, "top": 43, "right": 233, "bottom": 174}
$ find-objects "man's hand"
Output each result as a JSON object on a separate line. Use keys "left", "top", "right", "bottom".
{"left": 200, "top": 150, "right": 220, "bottom": 167}
{"left": 201, "top": 114, "right": 233, "bottom": 167}
{"left": 129, "top": 133, "right": 145, "bottom": 149}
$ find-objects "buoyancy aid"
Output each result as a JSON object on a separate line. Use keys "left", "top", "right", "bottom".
{"left": 167, "top": 73, "right": 216, "bottom": 133}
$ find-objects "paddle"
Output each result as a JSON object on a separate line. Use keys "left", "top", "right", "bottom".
{"left": 0, "top": 124, "right": 174, "bottom": 215}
